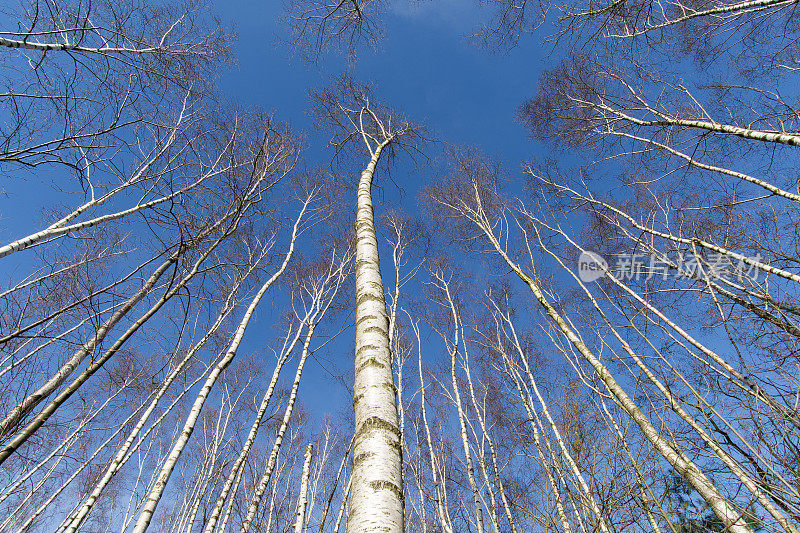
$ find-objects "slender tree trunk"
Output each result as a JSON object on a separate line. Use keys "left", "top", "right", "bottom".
{"left": 318, "top": 438, "right": 353, "bottom": 533}
{"left": 295, "top": 444, "right": 314, "bottom": 533}
{"left": 348, "top": 141, "right": 404, "bottom": 533}
{"left": 201, "top": 318, "right": 308, "bottom": 533}
{"left": 0, "top": 209, "right": 244, "bottom": 465}
{"left": 463, "top": 347, "right": 518, "bottom": 533}
{"left": 439, "top": 281, "right": 485, "bottom": 533}
{"left": 541, "top": 235, "right": 800, "bottom": 533}
{"left": 241, "top": 321, "right": 320, "bottom": 532}
{"left": 502, "top": 315, "right": 611, "bottom": 533}
{"left": 61, "top": 304, "right": 232, "bottom": 532}
{"left": 334, "top": 477, "right": 352, "bottom": 533}
{"left": 499, "top": 342, "right": 572, "bottom": 533}
{"left": 599, "top": 398, "right": 666, "bottom": 533}
{"left": 0, "top": 250, "right": 179, "bottom": 438}
{"left": 408, "top": 315, "right": 453, "bottom": 533}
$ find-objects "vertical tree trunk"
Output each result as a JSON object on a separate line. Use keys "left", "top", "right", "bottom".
{"left": 439, "top": 280, "right": 485, "bottom": 533}
{"left": 334, "top": 478, "right": 352, "bottom": 533}
{"left": 295, "top": 444, "right": 314, "bottom": 533}
{"left": 318, "top": 439, "right": 352, "bottom": 533}
{"left": 202, "top": 319, "right": 307, "bottom": 533}
{"left": 348, "top": 141, "right": 405, "bottom": 533}
{"left": 409, "top": 316, "right": 453, "bottom": 533}
{"left": 239, "top": 320, "right": 318, "bottom": 532}
{"left": 239, "top": 249, "right": 350, "bottom": 532}
{"left": 463, "top": 347, "right": 518, "bottom": 533}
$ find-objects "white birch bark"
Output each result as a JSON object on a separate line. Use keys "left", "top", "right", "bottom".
{"left": 201, "top": 315, "right": 309, "bottom": 533}
{"left": 333, "top": 477, "right": 352, "bottom": 533}
{"left": 239, "top": 321, "right": 319, "bottom": 532}
{"left": 485, "top": 315, "right": 573, "bottom": 533}
{"left": 407, "top": 313, "right": 453, "bottom": 533}
{"left": 462, "top": 343, "right": 519, "bottom": 533}
{"left": 318, "top": 438, "right": 353, "bottom": 533}
{"left": 0, "top": 257, "right": 152, "bottom": 346}
{"left": 537, "top": 230, "right": 800, "bottom": 533}
{"left": 537, "top": 206, "right": 800, "bottom": 430}
{"left": 1, "top": 393, "right": 125, "bottom": 530}
{"left": 0, "top": 245, "right": 122, "bottom": 302}
{"left": 0, "top": 251, "right": 180, "bottom": 439}
{"left": 608, "top": 129, "right": 800, "bottom": 204}
{"left": 347, "top": 140, "right": 405, "bottom": 533}
{"left": 13, "top": 391, "right": 136, "bottom": 532}
{"left": 0, "top": 301, "right": 124, "bottom": 381}
{"left": 0, "top": 173, "right": 217, "bottom": 260}
{"left": 60, "top": 270, "right": 248, "bottom": 533}
{"left": 0, "top": 205, "right": 245, "bottom": 464}
{"left": 239, "top": 248, "right": 349, "bottom": 532}
{"left": 0, "top": 397, "right": 106, "bottom": 507}
{"left": 0, "top": 95, "right": 194, "bottom": 259}
{"left": 608, "top": 0, "right": 800, "bottom": 37}
{"left": 599, "top": 104, "right": 800, "bottom": 148}
{"left": 294, "top": 443, "right": 314, "bottom": 533}
{"left": 496, "top": 307, "right": 611, "bottom": 533}
{"left": 598, "top": 398, "right": 665, "bottom": 533}
{"left": 434, "top": 273, "right": 485, "bottom": 533}
{"left": 0, "top": 169, "right": 263, "bottom": 444}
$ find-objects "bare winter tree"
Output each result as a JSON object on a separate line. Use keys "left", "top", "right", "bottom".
{"left": 466, "top": 3, "right": 800, "bottom": 530}
{"left": 310, "top": 75, "right": 423, "bottom": 533}
{"left": 282, "top": 0, "right": 385, "bottom": 62}
{"left": 0, "top": 2, "right": 340, "bottom": 530}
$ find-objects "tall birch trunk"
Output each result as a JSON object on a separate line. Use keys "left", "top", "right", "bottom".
{"left": 318, "top": 439, "right": 353, "bottom": 533}
{"left": 0, "top": 210, "right": 242, "bottom": 465}
{"left": 347, "top": 140, "right": 404, "bottom": 533}
{"left": 0, "top": 250, "right": 179, "bottom": 439}
{"left": 60, "top": 276, "right": 247, "bottom": 533}
{"left": 438, "top": 279, "right": 485, "bottom": 533}
{"left": 201, "top": 319, "right": 307, "bottom": 533}
{"left": 295, "top": 444, "right": 314, "bottom": 533}
{"left": 463, "top": 346, "right": 518, "bottom": 533}
{"left": 408, "top": 315, "right": 453, "bottom": 533}
{"left": 333, "top": 477, "right": 352, "bottom": 533}
{"left": 240, "top": 321, "right": 319, "bottom": 532}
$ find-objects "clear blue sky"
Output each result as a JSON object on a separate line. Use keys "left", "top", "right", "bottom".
{"left": 214, "top": 0, "right": 550, "bottom": 178}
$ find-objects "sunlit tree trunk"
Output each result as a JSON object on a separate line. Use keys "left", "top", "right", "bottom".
{"left": 240, "top": 249, "right": 351, "bottom": 532}
{"left": 201, "top": 317, "right": 308, "bottom": 533}
{"left": 433, "top": 271, "right": 485, "bottom": 533}
{"left": 295, "top": 444, "right": 314, "bottom": 533}
{"left": 408, "top": 314, "right": 453, "bottom": 533}
{"left": 61, "top": 280, "right": 244, "bottom": 533}
{"left": 348, "top": 140, "right": 405, "bottom": 533}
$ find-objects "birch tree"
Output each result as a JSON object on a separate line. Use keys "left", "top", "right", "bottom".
{"left": 309, "top": 76, "right": 423, "bottom": 533}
